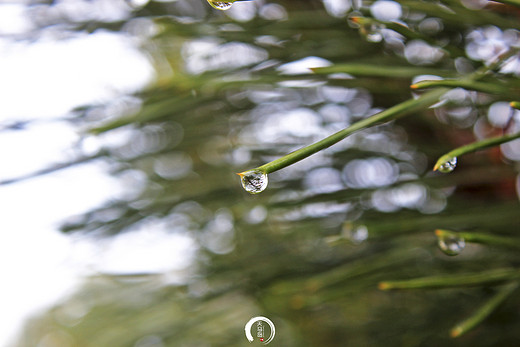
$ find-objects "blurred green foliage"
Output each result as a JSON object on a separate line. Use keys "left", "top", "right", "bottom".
{"left": 15, "top": 0, "right": 520, "bottom": 346}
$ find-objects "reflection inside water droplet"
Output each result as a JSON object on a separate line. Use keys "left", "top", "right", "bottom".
{"left": 361, "top": 23, "right": 384, "bottom": 43}
{"left": 239, "top": 170, "right": 268, "bottom": 194}
{"left": 207, "top": 0, "right": 233, "bottom": 10}
{"left": 437, "top": 233, "right": 465, "bottom": 256}
{"left": 438, "top": 157, "right": 457, "bottom": 173}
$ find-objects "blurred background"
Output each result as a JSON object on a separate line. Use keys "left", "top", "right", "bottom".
{"left": 1, "top": 0, "right": 519, "bottom": 346}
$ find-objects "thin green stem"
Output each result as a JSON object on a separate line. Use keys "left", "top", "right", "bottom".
{"left": 242, "top": 88, "right": 447, "bottom": 175}
{"left": 350, "top": 17, "right": 464, "bottom": 58}
{"left": 492, "top": 0, "right": 520, "bottom": 6}
{"left": 434, "top": 131, "right": 520, "bottom": 171}
{"left": 378, "top": 268, "right": 520, "bottom": 290}
{"left": 435, "top": 229, "right": 520, "bottom": 250}
{"left": 450, "top": 281, "right": 519, "bottom": 338}
{"left": 311, "top": 64, "right": 453, "bottom": 79}
{"left": 411, "top": 79, "right": 512, "bottom": 95}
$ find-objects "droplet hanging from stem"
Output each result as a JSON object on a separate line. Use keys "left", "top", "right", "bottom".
{"left": 237, "top": 170, "right": 268, "bottom": 194}
{"left": 207, "top": 0, "right": 233, "bottom": 10}
{"left": 436, "top": 157, "right": 457, "bottom": 173}
{"left": 436, "top": 229, "right": 465, "bottom": 256}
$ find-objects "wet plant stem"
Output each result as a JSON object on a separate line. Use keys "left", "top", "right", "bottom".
{"left": 311, "top": 64, "right": 453, "bottom": 79}
{"left": 435, "top": 229, "right": 520, "bottom": 250}
{"left": 248, "top": 88, "right": 447, "bottom": 175}
{"left": 351, "top": 17, "right": 464, "bottom": 58}
{"left": 411, "top": 79, "right": 513, "bottom": 96}
{"left": 378, "top": 268, "right": 520, "bottom": 290}
{"left": 413, "top": 47, "right": 520, "bottom": 97}
{"left": 433, "top": 131, "right": 520, "bottom": 171}
{"left": 494, "top": 0, "right": 520, "bottom": 6}
{"left": 450, "top": 281, "right": 520, "bottom": 338}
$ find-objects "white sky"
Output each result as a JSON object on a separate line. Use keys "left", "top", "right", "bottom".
{"left": 0, "top": 4, "right": 195, "bottom": 346}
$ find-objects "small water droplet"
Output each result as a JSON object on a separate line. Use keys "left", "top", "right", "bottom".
{"left": 437, "top": 232, "right": 465, "bottom": 256}
{"left": 438, "top": 157, "right": 457, "bottom": 173}
{"left": 207, "top": 0, "right": 233, "bottom": 10}
{"left": 239, "top": 170, "right": 268, "bottom": 194}
{"left": 342, "top": 223, "right": 368, "bottom": 244}
{"left": 361, "top": 23, "right": 384, "bottom": 43}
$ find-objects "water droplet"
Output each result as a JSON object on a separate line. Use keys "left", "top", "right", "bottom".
{"left": 437, "top": 232, "right": 465, "bottom": 256}
{"left": 239, "top": 170, "right": 268, "bottom": 194}
{"left": 438, "top": 157, "right": 457, "bottom": 173}
{"left": 361, "top": 23, "right": 384, "bottom": 43}
{"left": 342, "top": 223, "right": 368, "bottom": 244}
{"left": 207, "top": 0, "right": 233, "bottom": 10}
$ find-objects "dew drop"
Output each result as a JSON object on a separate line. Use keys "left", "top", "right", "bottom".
{"left": 437, "top": 232, "right": 465, "bottom": 256}
{"left": 239, "top": 170, "right": 268, "bottom": 194}
{"left": 361, "top": 23, "right": 384, "bottom": 43}
{"left": 438, "top": 157, "right": 457, "bottom": 173}
{"left": 342, "top": 222, "right": 368, "bottom": 244}
{"left": 207, "top": 0, "right": 234, "bottom": 10}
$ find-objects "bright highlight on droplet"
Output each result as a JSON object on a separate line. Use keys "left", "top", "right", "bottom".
{"left": 207, "top": 0, "right": 233, "bottom": 10}
{"left": 436, "top": 229, "right": 465, "bottom": 256}
{"left": 238, "top": 170, "right": 268, "bottom": 194}
{"left": 437, "top": 157, "right": 457, "bottom": 173}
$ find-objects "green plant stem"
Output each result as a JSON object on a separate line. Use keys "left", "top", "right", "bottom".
{"left": 245, "top": 88, "right": 447, "bottom": 175}
{"left": 435, "top": 229, "right": 520, "bottom": 250}
{"left": 433, "top": 131, "right": 520, "bottom": 171}
{"left": 411, "top": 79, "right": 512, "bottom": 95}
{"left": 378, "top": 268, "right": 520, "bottom": 290}
{"left": 450, "top": 281, "right": 520, "bottom": 338}
{"left": 493, "top": 0, "right": 520, "bottom": 6}
{"left": 311, "top": 64, "right": 453, "bottom": 79}
{"left": 350, "top": 17, "right": 464, "bottom": 58}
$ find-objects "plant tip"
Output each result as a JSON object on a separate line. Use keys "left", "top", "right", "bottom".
{"left": 450, "top": 327, "right": 462, "bottom": 338}
{"left": 378, "top": 282, "right": 390, "bottom": 291}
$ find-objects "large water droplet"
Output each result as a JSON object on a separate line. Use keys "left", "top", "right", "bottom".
{"left": 239, "top": 170, "right": 268, "bottom": 194}
{"left": 438, "top": 157, "right": 457, "bottom": 173}
{"left": 207, "top": 0, "right": 233, "bottom": 10}
{"left": 437, "top": 231, "right": 465, "bottom": 256}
